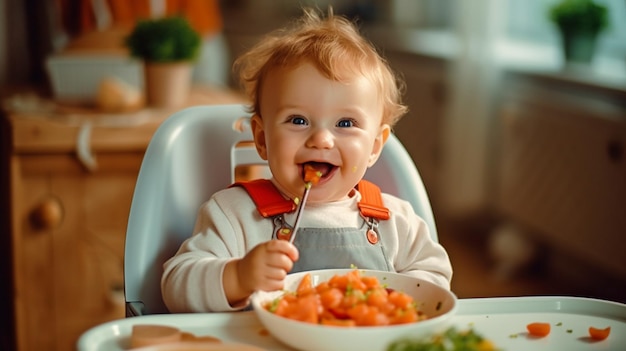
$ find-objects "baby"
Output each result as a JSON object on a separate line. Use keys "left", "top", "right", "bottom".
{"left": 161, "top": 8, "right": 453, "bottom": 313}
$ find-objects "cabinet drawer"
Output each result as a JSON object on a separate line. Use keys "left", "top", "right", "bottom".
{"left": 496, "top": 96, "right": 625, "bottom": 278}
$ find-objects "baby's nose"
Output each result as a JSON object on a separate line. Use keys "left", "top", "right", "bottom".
{"left": 306, "top": 128, "right": 334, "bottom": 149}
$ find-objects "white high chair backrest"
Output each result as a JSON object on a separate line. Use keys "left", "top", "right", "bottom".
{"left": 124, "top": 104, "right": 438, "bottom": 316}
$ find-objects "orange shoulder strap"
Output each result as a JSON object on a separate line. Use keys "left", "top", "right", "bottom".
{"left": 232, "top": 179, "right": 390, "bottom": 220}
{"left": 357, "top": 180, "right": 390, "bottom": 220}
{"left": 231, "top": 179, "right": 295, "bottom": 218}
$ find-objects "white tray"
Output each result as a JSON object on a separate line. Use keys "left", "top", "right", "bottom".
{"left": 78, "top": 296, "right": 626, "bottom": 351}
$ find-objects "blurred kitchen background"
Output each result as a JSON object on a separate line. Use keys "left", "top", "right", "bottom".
{"left": 1, "top": 0, "right": 625, "bottom": 350}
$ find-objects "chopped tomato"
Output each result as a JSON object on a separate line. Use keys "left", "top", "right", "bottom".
{"left": 526, "top": 322, "right": 551, "bottom": 337}
{"left": 589, "top": 326, "right": 610, "bottom": 340}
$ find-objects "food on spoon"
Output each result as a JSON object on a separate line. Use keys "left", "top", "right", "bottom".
{"left": 304, "top": 164, "right": 323, "bottom": 185}
{"left": 526, "top": 322, "right": 551, "bottom": 337}
{"left": 264, "top": 269, "right": 426, "bottom": 326}
{"left": 588, "top": 326, "right": 611, "bottom": 340}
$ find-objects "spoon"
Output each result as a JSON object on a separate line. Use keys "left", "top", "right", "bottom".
{"left": 287, "top": 165, "right": 322, "bottom": 244}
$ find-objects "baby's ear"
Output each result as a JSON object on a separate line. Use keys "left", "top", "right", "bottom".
{"left": 368, "top": 124, "right": 390, "bottom": 167}
{"left": 250, "top": 114, "right": 268, "bottom": 160}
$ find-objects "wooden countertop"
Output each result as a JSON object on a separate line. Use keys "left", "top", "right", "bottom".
{"left": 3, "top": 85, "right": 247, "bottom": 154}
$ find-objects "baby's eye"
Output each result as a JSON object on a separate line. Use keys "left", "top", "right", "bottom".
{"left": 288, "top": 115, "right": 308, "bottom": 125}
{"left": 337, "top": 118, "right": 356, "bottom": 128}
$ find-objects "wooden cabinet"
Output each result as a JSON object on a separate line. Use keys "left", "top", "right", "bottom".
{"left": 1, "top": 87, "right": 245, "bottom": 351}
{"left": 493, "top": 72, "right": 626, "bottom": 295}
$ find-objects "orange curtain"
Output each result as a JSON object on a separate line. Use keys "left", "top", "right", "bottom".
{"left": 166, "top": 0, "right": 223, "bottom": 36}
{"left": 59, "top": 0, "right": 222, "bottom": 36}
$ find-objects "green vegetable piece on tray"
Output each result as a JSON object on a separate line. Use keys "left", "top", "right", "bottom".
{"left": 387, "top": 327, "right": 499, "bottom": 351}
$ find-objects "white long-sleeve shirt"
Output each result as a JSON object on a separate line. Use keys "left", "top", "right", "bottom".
{"left": 161, "top": 184, "right": 453, "bottom": 313}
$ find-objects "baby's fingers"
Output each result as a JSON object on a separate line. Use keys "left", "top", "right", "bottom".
{"left": 266, "top": 239, "right": 299, "bottom": 262}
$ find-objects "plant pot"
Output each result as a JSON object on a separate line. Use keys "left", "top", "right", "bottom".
{"left": 145, "top": 62, "right": 192, "bottom": 108}
{"left": 560, "top": 30, "right": 598, "bottom": 64}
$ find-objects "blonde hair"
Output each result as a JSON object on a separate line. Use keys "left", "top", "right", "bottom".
{"left": 233, "top": 8, "right": 408, "bottom": 127}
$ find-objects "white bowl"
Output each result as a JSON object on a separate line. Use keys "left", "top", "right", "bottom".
{"left": 251, "top": 269, "right": 457, "bottom": 351}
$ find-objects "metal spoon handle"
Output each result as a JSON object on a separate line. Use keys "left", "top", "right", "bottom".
{"left": 288, "top": 183, "right": 311, "bottom": 244}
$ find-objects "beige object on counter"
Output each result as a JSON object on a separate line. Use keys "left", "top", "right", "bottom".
{"left": 96, "top": 76, "right": 145, "bottom": 112}
{"left": 47, "top": 27, "right": 144, "bottom": 104}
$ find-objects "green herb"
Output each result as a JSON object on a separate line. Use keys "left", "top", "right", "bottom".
{"left": 387, "top": 327, "right": 499, "bottom": 351}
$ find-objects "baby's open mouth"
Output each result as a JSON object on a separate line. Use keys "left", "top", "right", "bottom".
{"left": 301, "top": 161, "right": 335, "bottom": 181}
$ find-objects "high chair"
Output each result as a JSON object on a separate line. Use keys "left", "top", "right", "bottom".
{"left": 124, "top": 104, "right": 438, "bottom": 316}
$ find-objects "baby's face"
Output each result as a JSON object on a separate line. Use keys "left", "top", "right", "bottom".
{"left": 251, "top": 62, "right": 390, "bottom": 202}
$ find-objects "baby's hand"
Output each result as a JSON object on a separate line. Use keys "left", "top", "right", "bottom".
{"left": 237, "top": 240, "right": 299, "bottom": 294}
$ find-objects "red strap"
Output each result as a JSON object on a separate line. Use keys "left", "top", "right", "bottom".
{"left": 232, "top": 179, "right": 390, "bottom": 220}
{"left": 357, "top": 180, "right": 390, "bottom": 220}
{"left": 231, "top": 179, "right": 296, "bottom": 217}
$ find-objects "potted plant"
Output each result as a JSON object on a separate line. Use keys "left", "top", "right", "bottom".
{"left": 549, "top": 0, "right": 609, "bottom": 64}
{"left": 125, "top": 16, "right": 201, "bottom": 107}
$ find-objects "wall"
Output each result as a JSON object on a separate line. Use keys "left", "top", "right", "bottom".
{"left": 0, "top": 0, "right": 30, "bottom": 88}
{"left": 0, "top": 0, "right": 7, "bottom": 86}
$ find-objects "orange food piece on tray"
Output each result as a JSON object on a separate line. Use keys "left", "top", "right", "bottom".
{"left": 588, "top": 326, "right": 610, "bottom": 340}
{"left": 526, "top": 322, "right": 551, "bottom": 337}
{"left": 304, "top": 164, "right": 323, "bottom": 185}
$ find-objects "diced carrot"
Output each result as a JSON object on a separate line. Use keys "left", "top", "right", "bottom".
{"left": 282, "top": 294, "right": 320, "bottom": 324}
{"left": 319, "top": 288, "right": 343, "bottom": 309}
{"left": 365, "top": 288, "right": 389, "bottom": 309}
{"left": 296, "top": 273, "right": 314, "bottom": 296}
{"left": 390, "top": 307, "right": 418, "bottom": 325}
{"left": 328, "top": 306, "right": 350, "bottom": 319}
{"left": 361, "top": 275, "right": 381, "bottom": 289}
{"left": 589, "top": 326, "right": 610, "bottom": 340}
{"left": 388, "top": 290, "right": 414, "bottom": 309}
{"left": 347, "top": 304, "right": 390, "bottom": 326}
{"left": 315, "top": 281, "right": 331, "bottom": 294}
{"left": 340, "top": 292, "right": 362, "bottom": 309}
{"left": 526, "top": 322, "right": 551, "bottom": 337}
{"left": 345, "top": 269, "right": 367, "bottom": 291}
{"left": 265, "top": 269, "right": 424, "bottom": 326}
{"left": 304, "top": 164, "right": 322, "bottom": 185}
{"left": 328, "top": 274, "right": 349, "bottom": 291}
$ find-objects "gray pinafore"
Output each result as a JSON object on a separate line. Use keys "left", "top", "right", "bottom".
{"left": 234, "top": 179, "right": 393, "bottom": 272}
